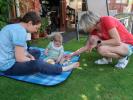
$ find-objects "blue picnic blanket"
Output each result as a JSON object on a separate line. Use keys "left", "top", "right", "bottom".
{"left": 0, "top": 47, "right": 80, "bottom": 86}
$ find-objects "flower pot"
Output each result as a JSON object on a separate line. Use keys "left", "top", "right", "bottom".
{"left": 39, "top": 32, "right": 48, "bottom": 38}
{"left": 10, "top": 18, "right": 21, "bottom": 24}
{"left": 31, "top": 33, "right": 40, "bottom": 39}
{"left": 39, "top": 33, "right": 45, "bottom": 37}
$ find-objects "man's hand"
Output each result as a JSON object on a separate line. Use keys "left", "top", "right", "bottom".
{"left": 29, "top": 55, "right": 35, "bottom": 60}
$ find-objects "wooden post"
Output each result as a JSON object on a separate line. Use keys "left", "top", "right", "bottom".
{"left": 11, "top": 0, "right": 17, "bottom": 18}
{"left": 15, "top": 0, "right": 20, "bottom": 17}
{"left": 60, "top": 0, "right": 66, "bottom": 31}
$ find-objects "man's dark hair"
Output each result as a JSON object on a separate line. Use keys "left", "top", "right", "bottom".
{"left": 21, "top": 11, "right": 41, "bottom": 25}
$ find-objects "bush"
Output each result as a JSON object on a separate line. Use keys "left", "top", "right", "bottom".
{"left": 38, "top": 17, "right": 49, "bottom": 33}
{"left": 0, "top": 0, "right": 9, "bottom": 29}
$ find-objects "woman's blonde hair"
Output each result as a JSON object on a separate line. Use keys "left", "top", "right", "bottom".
{"left": 79, "top": 11, "right": 100, "bottom": 32}
{"left": 52, "top": 33, "right": 63, "bottom": 44}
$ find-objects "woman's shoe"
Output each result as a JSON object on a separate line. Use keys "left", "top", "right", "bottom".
{"left": 95, "top": 58, "right": 112, "bottom": 64}
{"left": 115, "top": 56, "right": 128, "bottom": 69}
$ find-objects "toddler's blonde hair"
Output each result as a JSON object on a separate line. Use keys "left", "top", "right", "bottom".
{"left": 52, "top": 33, "right": 63, "bottom": 44}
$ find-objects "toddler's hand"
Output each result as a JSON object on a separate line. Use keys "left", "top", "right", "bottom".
{"left": 55, "top": 59, "right": 59, "bottom": 63}
{"left": 64, "top": 54, "right": 72, "bottom": 60}
{"left": 44, "top": 51, "right": 48, "bottom": 56}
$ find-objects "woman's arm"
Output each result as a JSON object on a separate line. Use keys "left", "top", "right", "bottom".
{"left": 72, "top": 46, "right": 88, "bottom": 56}
{"left": 15, "top": 46, "right": 31, "bottom": 62}
{"left": 64, "top": 35, "right": 99, "bottom": 58}
{"left": 64, "top": 45, "right": 88, "bottom": 59}
{"left": 101, "top": 28, "right": 121, "bottom": 46}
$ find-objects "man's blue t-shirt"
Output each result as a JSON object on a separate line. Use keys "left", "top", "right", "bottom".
{"left": 0, "top": 23, "right": 27, "bottom": 71}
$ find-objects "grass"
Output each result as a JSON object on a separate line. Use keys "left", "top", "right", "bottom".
{"left": 1, "top": 37, "right": 133, "bottom": 100}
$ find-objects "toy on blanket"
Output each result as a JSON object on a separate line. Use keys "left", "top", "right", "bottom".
{"left": 46, "top": 59, "right": 55, "bottom": 64}
{"left": 44, "top": 57, "right": 73, "bottom": 66}
{"left": 62, "top": 59, "right": 73, "bottom": 66}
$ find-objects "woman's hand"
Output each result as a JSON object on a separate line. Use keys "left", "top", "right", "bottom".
{"left": 87, "top": 44, "right": 95, "bottom": 52}
{"left": 89, "top": 35, "right": 100, "bottom": 47}
{"left": 86, "top": 35, "right": 101, "bottom": 52}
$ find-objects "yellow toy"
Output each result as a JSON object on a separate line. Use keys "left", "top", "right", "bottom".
{"left": 46, "top": 59, "right": 55, "bottom": 64}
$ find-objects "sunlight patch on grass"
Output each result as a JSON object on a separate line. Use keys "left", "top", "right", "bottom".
{"left": 98, "top": 68, "right": 104, "bottom": 71}
{"left": 82, "top": 59, "right": 86, "bottom": 62}
{"left": 80, "top": 94, "right": 88, "bottom": 100}
{"left": 96, "top": 95, "right": 101, "bottom": 99}
{"left": 113, "top": 68, "right": 117, "bottom": 71}
{"left": 77, "top": 67, "right": 83, "bottom": 70}
{"left": 95, "top": 84, "right": 102, "bottom": 91}
{"left": 83, "top": 63, "right": 88, "bottom": 67}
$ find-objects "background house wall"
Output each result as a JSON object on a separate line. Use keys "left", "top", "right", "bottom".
{"left": 10, "top": 0, "right": 41, "bottom": 19}
{"left": 109, "top": 0, "right": 128, "bottom": 13}
{"left": 86, "top": 0, "right": 108, "bottom": 16}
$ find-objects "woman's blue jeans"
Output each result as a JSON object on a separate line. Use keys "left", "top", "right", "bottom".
{"left": 4, "top": 49, "right": 62, "bottom": 76}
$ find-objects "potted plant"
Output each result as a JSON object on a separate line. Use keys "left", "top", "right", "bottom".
{"left": 31, "top": 17, "right": 48, "bottom": 39}
{"left": 39, "top": 17, "right": 48, "bottom": 38}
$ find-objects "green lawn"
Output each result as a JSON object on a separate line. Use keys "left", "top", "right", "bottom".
{"left": 0, "top": 37, "right": 133, "bottom": 100}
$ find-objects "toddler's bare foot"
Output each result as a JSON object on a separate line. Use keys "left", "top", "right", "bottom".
{"left": 71, "top": 62, "right": 80, "bottom": 68}
{"left": 62, "top": 62, "right": 80, "bottom": 71}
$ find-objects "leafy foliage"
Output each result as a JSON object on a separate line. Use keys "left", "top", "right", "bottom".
{"left": 38, "top": 17, "right": 48, "bottom": 33}
{"left": 0, "top": 0, "right": 9, "bottom": 29}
